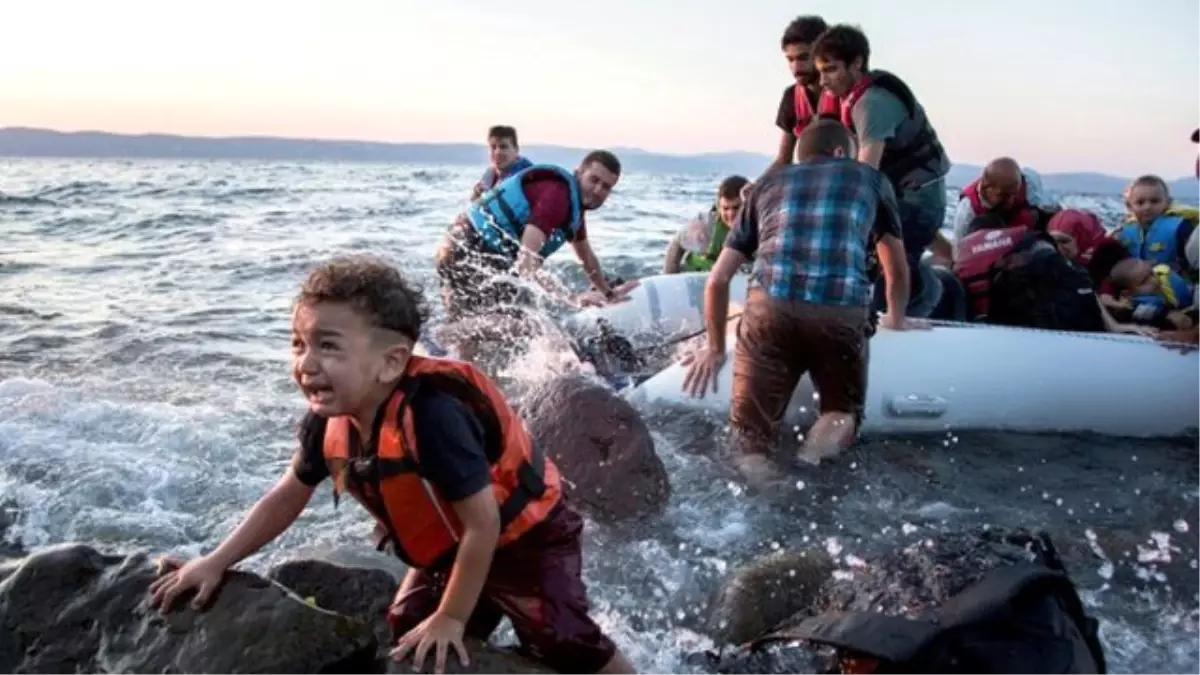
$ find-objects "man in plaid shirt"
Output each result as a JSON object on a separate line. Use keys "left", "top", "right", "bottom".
{"left": 683, "top": 120, "right": 911, "bottom": 478}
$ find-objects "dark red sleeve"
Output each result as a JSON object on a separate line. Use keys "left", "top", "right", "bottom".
{"left": 523, "top": 178, "right": 572, "bottom": 238}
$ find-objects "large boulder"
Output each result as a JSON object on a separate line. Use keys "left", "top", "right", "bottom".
{"left": 266, "top": 547, "right": 554, "bottom": 674}
{"left": 0, "top": 542, "right": 559, "bottom": 674}
{"left": 0, "top": 543, "right": 377, "bottom": 673}
{"left": 519, "top": 374, "right": 670, "bottom": 523}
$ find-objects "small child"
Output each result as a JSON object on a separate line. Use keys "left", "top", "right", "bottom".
{"left": 149, "top": 254, "right": 634, "bottom": 675}
{"left": 1113, "top": 175, "right": 1197, "bottom": 274}
{"left": 1108, "top": 257, "right": 1196, "bottom": 330}
{"left": 471, "top": 125, "right": 534, "bottom": 200}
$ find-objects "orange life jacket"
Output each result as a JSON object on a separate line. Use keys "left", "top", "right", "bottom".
{"left": 322, "top": 355, "right": 562, "bottom": 569}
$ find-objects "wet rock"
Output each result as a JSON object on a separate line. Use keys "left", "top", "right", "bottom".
{"left": 0, "top": 499, "right": 24, "bottom": 559}
{"left": 266, "top": 548, "right": 557, "bottom": 674}
{"left": 0, "top": 542, "right": 377, "bottom": 673}
{"left": 697, "top": 528, "right": 1095, "bottom": 674}
{"left": 268, "top": 557, "right": 400, "bottom": 656}
{"left": 520, "top": 374, "right": 670, "bottom": 523}
{"left": 704, "top": 550, "right": 835, "bottom": 646}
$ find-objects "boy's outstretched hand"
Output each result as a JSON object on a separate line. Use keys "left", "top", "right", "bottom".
{"left": 149, "top": 555, "right": 227, "bottom": 612}
{"left": 390, "top": 611, "right": 469, "bottom": 674}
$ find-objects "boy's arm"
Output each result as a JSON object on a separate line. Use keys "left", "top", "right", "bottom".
{"left": 437, "top": 488, "right": 501, "bottom": 622}
{"left": 403, "top": 391, "right": 500, "bottom": 625}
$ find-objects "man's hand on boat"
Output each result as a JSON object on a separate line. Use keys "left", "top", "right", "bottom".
{"left": 878, "top": 313, "right": 932, "bottom": 331}
{"left": 574, "top": 279, "right": 640, "bottom": 309}
{"left": 680, "top": 344, "right": 726, "bottom": 398}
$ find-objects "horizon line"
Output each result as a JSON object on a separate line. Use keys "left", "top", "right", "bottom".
{"left": 3, "top": 124, "right": 1198, "bottom": 182}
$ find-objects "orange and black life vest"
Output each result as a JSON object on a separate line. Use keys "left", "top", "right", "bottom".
{"left": 322, "top": 355, "right": 562, "bottom": 569}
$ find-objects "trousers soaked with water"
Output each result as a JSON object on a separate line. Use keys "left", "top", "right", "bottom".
{"left": 730, "top": 288, "right": 871, "bottom": 454}
{"left": 387, "top": 503, "right": 617, "bottom": 674}
{"left": 435, "top": 218, "right": 532, "bottom": 320}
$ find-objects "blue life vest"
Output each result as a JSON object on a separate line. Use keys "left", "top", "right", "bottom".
{"left": 1130, "top": 264, "right": 1195, "bottom": 323}
{"left": 465, "top": 164, "right": 584, "bottom": 260}
{"left": 478, "top": 156, "right": 534, "bottom": 193}
{"left": 1113, "top": 214, "right": 1191, "bottom": 271}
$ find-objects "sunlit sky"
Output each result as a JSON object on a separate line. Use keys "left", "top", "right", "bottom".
{"left": 3, "top": 0, "right": 1197, "bottom": 177}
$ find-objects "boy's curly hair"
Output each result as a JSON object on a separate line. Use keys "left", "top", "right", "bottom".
{"left": 295, "top": 254, "right": 428, "bottom": 342}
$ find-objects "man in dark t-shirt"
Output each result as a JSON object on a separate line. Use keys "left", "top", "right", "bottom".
{"left": 767, "top": 15, "right": 829, "bottom": 171}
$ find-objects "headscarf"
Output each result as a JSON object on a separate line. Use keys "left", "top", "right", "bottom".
{"left": 1047, "top": 209, "right": 1107, "bottom": 264}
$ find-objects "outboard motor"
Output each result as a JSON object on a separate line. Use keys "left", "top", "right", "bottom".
{"left": 569, "top": 317, "right": 650, "bottom": 391}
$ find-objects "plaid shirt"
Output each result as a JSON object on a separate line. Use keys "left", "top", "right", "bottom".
{"left": 725, "top": 156, "right": 903, "bottom": 307}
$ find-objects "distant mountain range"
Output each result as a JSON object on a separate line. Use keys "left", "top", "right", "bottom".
{"left": 2, "top": 126, "right": 1196, "bottom": 200}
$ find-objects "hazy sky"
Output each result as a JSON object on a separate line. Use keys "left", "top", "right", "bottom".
{"left": 3, "top": 0, "right": 1197, "bottom": 177}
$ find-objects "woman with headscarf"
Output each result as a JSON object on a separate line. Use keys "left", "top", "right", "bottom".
{"left": 1047, "top": 209, "right": 1108, "bottom": 266}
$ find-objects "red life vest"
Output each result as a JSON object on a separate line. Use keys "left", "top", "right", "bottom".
{"left": 952, "top": 225, "right": 1029, "bottom": 318}
{"left": 793, "top": 85, "right": 841, "bottom": 136}
{"left": 322, "top": 355, "right": 562, "bottom": 569}
{"left": 961, "top": 178, "right": 1035, "bottom": 229}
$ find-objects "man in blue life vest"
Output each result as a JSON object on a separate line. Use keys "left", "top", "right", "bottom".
{"left": 470, "top": 125, "right": 535, "bottom": 201}
{"left": 436, "top": 149, "right": 636, "bottom": 321}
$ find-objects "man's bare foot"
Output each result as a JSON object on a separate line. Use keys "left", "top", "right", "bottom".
{"left": 732, "top": 453, "right": 784, "bottom": 487}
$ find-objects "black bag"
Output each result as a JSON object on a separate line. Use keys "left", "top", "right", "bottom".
{"left": 756, "top": 533, "right": 1107, "bottom": 674}
{"left": 987, "top": 233, "right": 1105, "bottom": 333}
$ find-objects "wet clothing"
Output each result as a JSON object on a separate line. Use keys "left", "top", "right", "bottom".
{"left": 725, "top": 156, "right": 902, "bottom": 308}
{"left": 388, "top": 503, "right": 617, "bottom": 674}
{"left": 731, "top": 289, "right": 871, "bottom": 454}
{"left": 436, "top": 220, "right": 533, "bottom": 320}
{"left": 290, "top": 362, "right": 616, "bottom": 674}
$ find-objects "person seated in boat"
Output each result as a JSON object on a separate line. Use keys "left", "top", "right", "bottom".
{"left": 766, "top": 14, "right": 833, "bottom": 172}
{"left": 435, "top": 149, "right": 635, "bottom": 321}
{"left": 470, "top": 125, "right": 535, "bottom": 201}
{"left": 1112, "top": 175, "right": 1198, "bottom": 280}
{"left": 812, "top": 24, "right": 951, "bottom": 319}
{"left": 681, "top": 120, "right": 912, "bottom": 478}
{"left": 149, "top": 254, "right": 637, "bottom": 675}
{"left": 1106, "top": 258, "right": 1196, "bottom": 331}
{"left": 662, "top": 175, "right": 750, "bottom": 274}
{"left": 1158, "top": 224, "right": 1200, "bottom": 345}
{"left": 952, "top": 213, "right": 1151, "bottom": 335}
{"left": 1047, "top": 208, "right": 1109, "bottom": 265}
{"left": 950, "top": 158, "right": 1059, "bottom": 251}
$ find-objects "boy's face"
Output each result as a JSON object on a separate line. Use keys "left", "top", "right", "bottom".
{"left": 1127, "top": 184, "right": 1168, "bottom": 225}
{"left": 488, "top": 137, "right": 518, "bottom": 171}
{"left": 291, "top": 301, "right": 410, "bottom": 418}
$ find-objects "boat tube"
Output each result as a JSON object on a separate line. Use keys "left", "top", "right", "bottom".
{"left": 563, "top": 272, "right": 749, "bottom": 343}
{"left": 627, "top": 319, "right": 1198, "bottom": 438}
